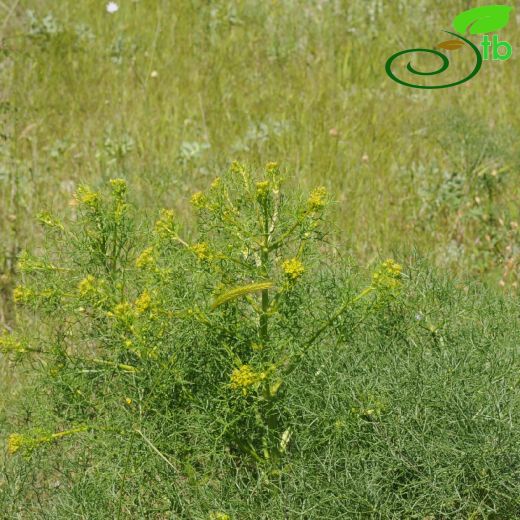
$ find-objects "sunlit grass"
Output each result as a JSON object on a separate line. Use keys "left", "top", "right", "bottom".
{"left": 0, "top": 1, "right": 519, "bottom": 517}
{"left": 1, "top": 1, "right": 518, "bottom": 271}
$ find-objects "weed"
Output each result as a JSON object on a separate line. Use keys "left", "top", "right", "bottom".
{"left": 5, "top": 164, "right": 400, "bottom": 465}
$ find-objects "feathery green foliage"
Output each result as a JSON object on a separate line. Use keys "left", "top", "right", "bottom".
{"left": 1, "top": 169, "right": 519, "bottom": 518}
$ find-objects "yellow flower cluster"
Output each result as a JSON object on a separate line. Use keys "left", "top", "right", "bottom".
{"left": 13, "top": 285, "right": 34, "bottom": 305}
{"left": 371, "top": 259, "right": 402, "bottom": 291}
{"left": 136, "top": 247, "right": 156, "bottom": 269}
{"left": 0, "top": 333, "right": 26, "bottom": 354}
{"left": 351, "top": 394, "right": 385, "bottom": 419}
{"left": 36, "top": 211, "right": 64, "bottom": 230}
{"left": 307, "top": 186, "right": 327, "bottom": 211}
{"left": 154, "top": 209, "right": 176, "bottom": 239}
{"left": 209, "top": 513, "right": 230, "bottom": 520}
{"left": 229, "top": 364, "right": 266, "bottom": 395}
{"left": 109, "top": 178, "right": 127, "bottom": 198}
{"left": 282, "top": 258, "right": 305, "bottom": 280}
{"left": 135, "top": 290, "right": 152, "bottom": 314}
{"left": 351, "top": 405, "right": 384, "bottom": 419}
{"left": 110, "top": 302, "right": 133, "bottom": 320}
{"left": 13, "top": 285, "right": 56, "bottom": 306}
{"left": 191, "top": 242, "right": 211, "bottom": 261}
{"left": 230, "top": 161, "right": 246, "bottom": 176}
{"left": 75, "top": 186, "right": 100, "bottom": 208}
{"left": 256, "top": 180, "right": 270, "bottom": 199}
{"left": 266, "top": 161, "right": 279, "bottom": 175}
{"left": 210, "top": 177, "right": 221, "bottom": 190}
{"left": 7, "top": 433, "right": 25, "bottom": 454}
{"left": 109, "top": 179, "right": 129, "bottom": 222}
{"left": 7, "top": 426, "right": 88, "bottom": 455}
{"left": 77, "top": 275, "right": 109, "bottom": 308}
{"left": 191, "top": 191, "right": 208, "bottom": 209}
{"left": 78, "top": 275, "right": 97, "bottom": 296}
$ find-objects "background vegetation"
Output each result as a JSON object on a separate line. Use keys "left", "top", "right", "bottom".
{"left": 0, "top": 1, "right": 519, "bottom": 518}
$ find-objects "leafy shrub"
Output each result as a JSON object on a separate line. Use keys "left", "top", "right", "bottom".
{"left": 2, "top": 165, "right": 519, "bottom": 518}
{"left": 4, "top": 163, "right": 399, "bottom": 466}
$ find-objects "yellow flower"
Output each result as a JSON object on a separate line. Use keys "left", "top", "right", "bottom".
{"left": 109, "top": 179, "right": 128, "bottom": 221}
{"left": 256, "top": 180, "right": 270, "bottom": 199}
{"left": 266, "top": 161, "right": 279, "bottom": 174}
{"left": 154, "top": 209, "right": 176, "bottom": 239}
{"left": 383, "top": 259, "right": 402, "bottom": 276}
{"left": 125, "top": 397, "right": 132, "bottom": 405}
{"left": 7, "top": 433, "right": 25, "bottom": 455}
{"left": 209, "top": 513, "right": 230, "bottom": 520}
{"left": 75, "top": 186, "right": 100, "bottom": 208}
{"left": 78, "top": 275, "right": 97, "bottom": 296}
{"left": 351, "top": 398, "right": 385, "bottom": 419}
{"left": 371, "top": 259, "right": 402, "bottom": 291}
{"left": 147, "top": 347, "right": 159, "bottom": 360}
{"left": 109, "top": 178, "right": 127, "bottom": 198}
{"left": 77, "top": 276, "right": 107, "bottom": 307}
{"left": 13, "top": 286, "right": 56, "bottom": 306}
{"left": 191, "top": 243, "right": 211, "bottom": 261}
{"left": 136, "top": 247, "right": 156, "bottom": 269}
{"left": 13, "top": 285, "right": 33, "bottom": 305}
{"left": 36, "top": 211, "right": 64, "bottom": 230}
{"left": 0, "top": 333, "right": 27, "bottom": 354}
{"left": 307, "top": 186, "right": 327, "bottom": 211}
{"left": 282, "top": 258, "right": 305, "bottom": 280}
{"left": 135, "top": 290, "right": 151, "bottom": 313}
{"left": 8, "top": 427, "right": 88, "bottom": 455}
{"left": 229, "top": 364, "right": 266, "bottom": 395}
{"left": 210, "top": 177, "right": 222, "bottom": 190}
{"left": 191, "top": 191, "right": 208, "bottom": 209}
{"left": 230, "top": 161, "right": 246, "bottom": 176}
{"left": 110, "top": 302, "right": 133, "bottom": 319}
{"left": 334, "top": 419, "right": 346, "bottom": 430}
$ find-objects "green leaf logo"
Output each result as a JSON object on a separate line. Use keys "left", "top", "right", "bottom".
{"left": 452, "top": 5, "right": 513, "bottom": 35}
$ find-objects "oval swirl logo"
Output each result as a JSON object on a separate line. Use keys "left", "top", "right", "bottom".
{"left": 385, "top": 5, "right": 513, "bottom": 89}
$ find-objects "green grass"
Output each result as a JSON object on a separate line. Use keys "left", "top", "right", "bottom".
{"left": 1, "top": 172, "right": 519, "bottom": 519}
{"left": 1, "top": 1, "right": 520, "bottom": 517}
{"left": 1, "top": 1, "right": 519, "bottom": 282}
{"left": 1, "top": 258, "right": 519, "bottom": 518}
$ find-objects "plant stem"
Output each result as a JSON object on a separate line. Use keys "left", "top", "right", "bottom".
{"left": 304, "top": 285, "right": 374, "bottom": 348}
{"left": 281, "top": 285, "right": 375, "bottom": 375}
{"left": 260, "top": 201, "right": 270, "bottom": 343}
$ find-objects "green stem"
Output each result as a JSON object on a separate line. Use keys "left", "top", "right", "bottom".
{"left": 269, "top": 209, "right": 312, "bottom": 251}
{"left": 281, "top": 285, "right": 375, "bottom": 375}
{"left": 304, "top": 285, "right": 374, "bottom": 348}
{"left": 259, "top": 201, "right": 270, "bottom": 343}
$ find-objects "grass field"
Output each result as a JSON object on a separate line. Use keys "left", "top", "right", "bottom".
{"left": 1, "top": 1, "right": 519, "bottom": 518}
